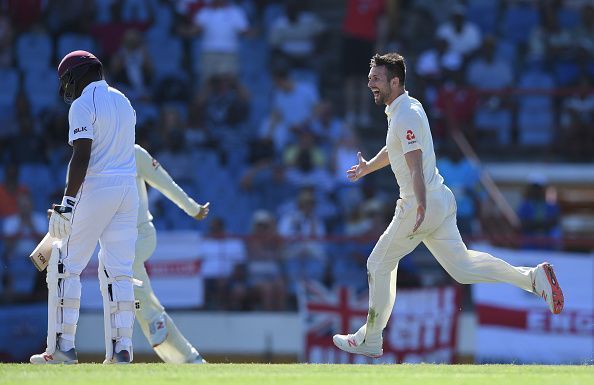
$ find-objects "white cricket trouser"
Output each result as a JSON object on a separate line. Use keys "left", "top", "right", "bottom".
{"left": 133, "top": 222, "right": 201, "bottom": 363}
{"left": 57, "top": 175, "right": 138, "bottom": 349}
{"left": 356, "top": 184, "right": 535, "bottom": 345}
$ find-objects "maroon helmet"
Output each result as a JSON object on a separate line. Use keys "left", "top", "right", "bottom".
{"left": 57, "top": 50, "right": 103, "bottom": 104}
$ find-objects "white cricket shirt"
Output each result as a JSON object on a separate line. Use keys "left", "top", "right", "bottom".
{"left": 385, "top": 91, "right": 444, "bottom": 198}
{"left": 68, "top": 80, "right": 136, "bottom": 177}
{"left": 135, "top": 145, "right": 200, "bottom": 226}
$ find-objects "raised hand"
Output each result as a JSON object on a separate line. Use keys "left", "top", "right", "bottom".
{"left": 346, "top": 152, "right": 370, "bottom": 182}
{"left": 194, "top": 202, "right": 210, "bottom": 220}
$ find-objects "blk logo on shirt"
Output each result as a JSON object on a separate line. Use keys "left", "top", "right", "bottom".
{"left": 406, "top": 130, "right": 416, "bottom": 141}
{"left": 74, "top": 127, "right": 88, "bottom": 134}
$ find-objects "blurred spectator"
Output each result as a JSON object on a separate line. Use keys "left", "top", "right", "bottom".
{"left": 284, "top": 242, "right": 326, "bottom": 297}
{"left": 269, "top": 0, "right": 325, "bottom": 70}
{"left": 341, "top": 0, "right": 387, "bottom": 127}
{"left": 6, "top": 115, "right": 46, "bottom": 164}
{"left": 415, "top": 37, "right": 462, "bottom": 110}
{"left": 438, "top": 145, "right": 481, "bottom": 236}
{"left": 121, "top": 0, "right": 156, "bottom": 23}
{"left": 433, "top": 68, "right": 478, "bottom": 141}
{"left": 517, "top": 177, "right": 561, "bottom": 249}
{"left": 44, "top": 0, "right": 95, "bottom": 34}
{"left": 558, "top": 75, "right": 594, "bottom": 160}
{"left": 110, "top": 29, "right": 154, "bottom": 99}
{"left": 571, "top": 4, "right": 594, "bottom": 56}
{"left": 273, "top": 67, "right": 320, "bottom": 128}
{"left": 200, "top": 218, "right": 248, "bottom": 310}
{"left": 6, "top": 0, "right": 44, "bottom": 32}
{"left": 310, "top": 101, "right": 348, "bottom": 154}
{"left": 245, "top": 210, "right": 287, "bottom": 311}
{"left": 0, "top": 163, "right": 29, "bottom": 218}
{"left": 278, "top": 187, "right": 326, "bottom": 240}
{"left": 192, "top": 0, "right": 249, "bottom": 80}
{"left": 1, "top": 194, "right": 45, "bottom": 300}
{"left": 0, "top": 12, "right": 14, "bottom": 68}
{"left": 529, "top": 6, "right": 573, "bottom": 60}
{"left": 436, "top": 4, "right": 482, "bottom": 57}
{"left": 283, "top": 128, "right": 333, "bottom": 193}
{"left": 195, "top": 74, "right": 250, "bottom": 129}
{"left": 467, "top": 36, "right": 514, "bottom": 145}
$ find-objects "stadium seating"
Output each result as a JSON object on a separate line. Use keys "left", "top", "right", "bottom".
{"left": 16, "top": 31, "right": 52, "bottom": 71}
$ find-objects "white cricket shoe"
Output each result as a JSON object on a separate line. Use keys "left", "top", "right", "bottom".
{"left": 149, "top": 313, "right": 168, "bottom": 347}
{"left": 332, "top": 334, "right": 383, "bottom": 358}
{"left": 30, "top": 348, "right": 78, "bottom": 364}
{"left": 532, "top": 262, "right": 564, "bottom": 314}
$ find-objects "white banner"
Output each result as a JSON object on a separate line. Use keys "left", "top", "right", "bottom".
{"left": 80, "top": 231, "right": 204, "bottom": 309}
{"left": 471, "top": 244, "right": 594, "bottom": 364}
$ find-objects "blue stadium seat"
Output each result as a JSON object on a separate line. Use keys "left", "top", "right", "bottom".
{"left": 16, "top": 31, "right": 52, "bottom": 71}
{"left": 147, "top": 37, "right": 184, "bottom": 79}
{"left": 467, "top": 2, "right": 498, "bottom": 34}
{"left": 19, "top": 164, "right": 53, "bottom": 210}
{"left": 518, "top": 68, "right": 555, "bottom": 111}
{"left": 558, "top": 7, "right": 580, "bottom": 29}
{"left": 474, "top": 107, "right": 513, "bottom": 145}
{"left": 518, "top": 109, "right": 554, "bottom": 146}
{"left": 501, "top": 4, "right": 540, "bottom": 44}
{"left": 57, "top": 33, "right": 97, "bottom": 61}
{"left": 24, "top": 67, "right": 59, "bottom": 114}
{"left": 554, "top": 60, "right": 579, "bottom": 86}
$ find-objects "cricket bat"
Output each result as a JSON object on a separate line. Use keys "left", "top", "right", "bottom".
{"left": 29, "top": 233, "right": 56, "bottom": 271}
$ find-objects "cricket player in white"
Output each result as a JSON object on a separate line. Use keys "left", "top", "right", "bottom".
{"left": 31, "top": 50, "right": 139, "bottom": 364}
{"left": 333, "top": 53, "right": 564, "bottom": 358}
{"left": 133, "top": 144, "right": 210, "bottom": 363}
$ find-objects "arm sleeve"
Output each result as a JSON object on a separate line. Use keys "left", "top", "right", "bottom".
{"left": 395, "top": 112, "right": 422, "bottom": 154}
{"left": 68, "top": 100, "right": 95, "bottom": 145}
{"left": 135, "top": 145, "right": 201, "bottom": 217}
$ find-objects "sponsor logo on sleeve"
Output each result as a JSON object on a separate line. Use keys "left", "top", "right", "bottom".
{"left": 405, "top": 129, "right": 417, "bottom": 144}
{"left": 73, "top": 126, "right": 88, "bottom": 135}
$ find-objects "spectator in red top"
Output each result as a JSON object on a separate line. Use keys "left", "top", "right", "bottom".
{"left": 341, "top": 0, "right": 387, "bottom": 127}
{"left": 434, "top": 67, "right": 478, "bottom": 142}
{"left": 0, "top": 163, "right": 29, "bottom": 219}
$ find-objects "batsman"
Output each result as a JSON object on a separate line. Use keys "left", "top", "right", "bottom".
{"left": 31, "top": 50, "right": 140, "bottom": 364}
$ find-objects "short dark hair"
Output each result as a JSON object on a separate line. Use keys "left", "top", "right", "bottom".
{"left": 370, "top": 53, "right": 406, "bottom": 86}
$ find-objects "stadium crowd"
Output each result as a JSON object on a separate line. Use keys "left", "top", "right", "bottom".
{"left": 1, "top": 0, "right": 593, "bottom": 310}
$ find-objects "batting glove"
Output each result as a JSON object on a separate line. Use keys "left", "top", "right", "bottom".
{"left": 48, "top": 196, "right": 76, "bottom": 239}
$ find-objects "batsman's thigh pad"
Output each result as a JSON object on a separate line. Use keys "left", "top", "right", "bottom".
{"left": 46, "top": 243, "right": 81, "bottom": 354}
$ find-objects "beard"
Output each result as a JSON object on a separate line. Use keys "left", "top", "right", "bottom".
{"left": 373, "top": 88, "right": 392, "bottom": 105}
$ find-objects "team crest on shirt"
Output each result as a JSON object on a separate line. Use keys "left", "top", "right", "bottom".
{"left": 405, "top": 129, "right": 417, "bottom": 145}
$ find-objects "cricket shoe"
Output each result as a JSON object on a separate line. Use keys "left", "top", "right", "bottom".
{"left": 149, "top": 313, "right": 168, "bottom": 347}
{"left": 30, "top": 348, "right": 78, "bottom": 364}
{"left": 332, "top": 334, "right": 383, "bottom": 358}
{"left": 103, "top": 342, "right": 132, "bottom": 364}
{"left": 532, "top": 262, "right": 564, "bottom": 314}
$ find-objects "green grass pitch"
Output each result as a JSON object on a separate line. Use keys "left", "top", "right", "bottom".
{"left": 1, "top": 363, "right": 592, "bottom": 385}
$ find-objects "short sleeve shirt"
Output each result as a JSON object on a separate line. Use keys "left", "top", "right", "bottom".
{"left": 385, "top": 91, "right": 444, "bottom": 198}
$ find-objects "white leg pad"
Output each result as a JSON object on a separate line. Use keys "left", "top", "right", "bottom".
{"left": 46, "top": 243, "right": 81, "bottom": 354}
{"left": 98, "top": 261, "right": 137, "bottom": 361}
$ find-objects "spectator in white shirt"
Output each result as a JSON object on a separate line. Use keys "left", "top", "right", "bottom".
{"left": 269, "top": 0, "right": 325, "bottom": 69}
{"left": 436, "top": 4, "right": 481, "bottom": 57}
{"left": 193, "top": 0, "right": 249, "bottom": 80}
